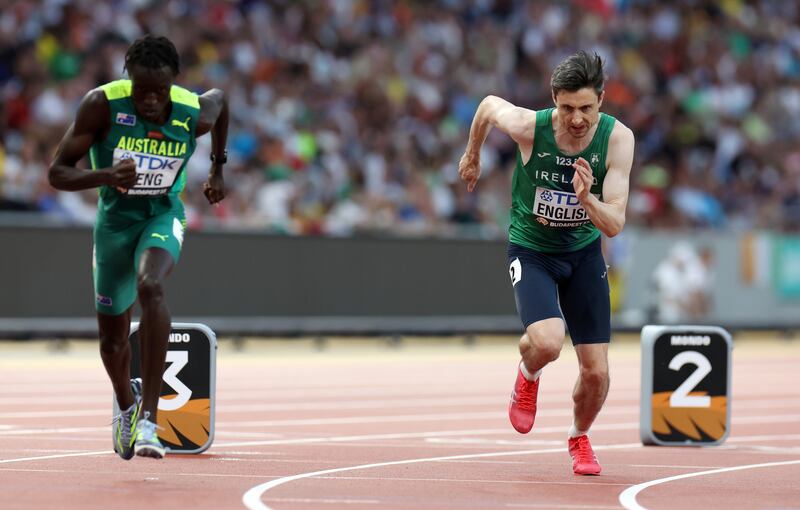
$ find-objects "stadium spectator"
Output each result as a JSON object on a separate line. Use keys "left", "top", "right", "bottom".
{"left": 651, "top": 242, "right": 715, "bottom": 324}
{"left": 2, "top": 0, "right": 800, "bottom": 236}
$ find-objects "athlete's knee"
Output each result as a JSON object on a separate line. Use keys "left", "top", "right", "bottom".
{"left": 579, "top": 365, "right": 609, "bottom": 387}
{"left": 525, "top": 321, "right": 564, "bottom": 362}
{"left": 99, "top": 332, "right": 128, "bottom": 356}
{"left": 137, "top": 274, "right": 165, "bottom": 304}
{"left": 518, "top": 334, "right": 531, "bottom": 356}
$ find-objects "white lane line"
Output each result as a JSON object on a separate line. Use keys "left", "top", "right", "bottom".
{"left": 218, "top": 424, "right": 626, "bottom": 449}
{"left": 314, "top": 475, "right": 631, "bottom": 486}
{"left": 618, "top": 459, "right": 800, "bottom": 510}
{"left": 429, "top": 460, "right": 530, "bottom": 465}
{"left": 218, "top": 421, "right": 800, "bottom": 450}
{"left": 225, "top": 411, "right": 503, "bottom": 428}
{"left": 218, "top": 428, "right": 515, "bottom": 448}
{"left": 726, "top": 434, "right": 800, "bottom": 442}
{"left": 0, "top": 395, "right": 502, "bottom": 410}
{"left": 0, "top": 450, "right": 109, "bottom": 464}
{"left": 34, "top": 386, "right": 793, "bottom": 403}
{"left": 242, "top": 443, "right": 641, "bottom": 510}
{"left": 0, "top": 427, "right": 108, "bottom": 436}
{"left": 3, "top": 407, "right": 799, "bottom": 429}
{"left": 1, "top": 416, "right": 798, "bottom": 449}
{"left": 0, "top": 468, "right": 69, "bottom": 473}
{"left": 0, "top": 410, "right": 110, "bottom": 419}
{"left": 628, "top": 464, "right": 722, "bottom": 469}
{"left": 213, "top": 458, "right": 353, "bottom": 464}
{"left": 0, "top": 467, "right": 279, "bottom": 478}
{"left": 210, "top": 432, "right": 285, "bottom": 439}
{"left": 507, "top": 504, "right": 621, "bottom": 509}
{"left": 0, "top": 408, "right": 560, "bottom": 421}
{"left": 0, "top": 428, "right": 281, "bottom": 440}
{"left": 426, "top": 438, "right": 564, "bottom": 445}
{"left": 4, "top": 449, "right": 107, "bottom": 455}
{"left": 209, "top": 451, "right": 292, "bottom": 456}
{"left": 2, "top": 424, "right": 798, "bottom": 466}
{"left": 264, "top": 498, "right": 380, "bottom": 505}
{"left": 0, "top": 427, "right": 572, "bottom": 464}
{"left": 0, "top": 405, "right": 631, "bottom": 420}
{"left": 736, "top": 445, "right": 800, "bottom": 454}
{"left": 224, "top": 412, "right": 800, "bottom": 429}
{"left": 5, "top": 415, "right": 797, "bottom": 446}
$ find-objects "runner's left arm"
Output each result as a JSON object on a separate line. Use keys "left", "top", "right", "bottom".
{"left": 197, "top": 89, "right": 228, "bottom": 205}
{"left": 459, "top": 95, "right": 536, "bottom": 192}
{"left": 572, "top": 123, "right": 635, "bottom": 237}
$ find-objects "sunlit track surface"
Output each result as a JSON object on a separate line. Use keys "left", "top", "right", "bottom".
{"left": 0, "top": 335, "right": 798, "bottom": 510}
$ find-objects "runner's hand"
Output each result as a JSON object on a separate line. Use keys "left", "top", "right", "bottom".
{"left": 458, "top": 153, "right": 481, "bottom": 192}
{"left": 203, "top": 170, "right": 226, "bottom": 206}
{"left": 108, "top": 158, "right": 137, "bottom": 191}
{"left": 572, "top": 157, "right": 593, "bottom": 201}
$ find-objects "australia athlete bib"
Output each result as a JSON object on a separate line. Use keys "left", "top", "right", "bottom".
{"left": 112, "top": 144, "right": 186, "bottom": 196}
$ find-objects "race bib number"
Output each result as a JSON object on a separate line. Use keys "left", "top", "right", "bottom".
{"left": 532, "top": 187, "right": 596, "bottom": 228}
{"left": 113, "top": 148, "right": 183, "bottom": 196}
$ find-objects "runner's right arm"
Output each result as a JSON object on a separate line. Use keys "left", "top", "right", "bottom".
{"left": 572, "top": 122, "right": 635, "bottom": 237}
{"left": 459, "top": 95, "right": 536, "bottom": 191}
{"left": 48, "top": 90, "right": 137, "bottom": 191}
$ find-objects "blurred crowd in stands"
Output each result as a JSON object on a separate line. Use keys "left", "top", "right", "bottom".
{"left": 2, "top": 0, "right": 800, "bottom": 237}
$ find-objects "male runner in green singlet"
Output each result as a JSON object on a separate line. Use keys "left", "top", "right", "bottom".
{"left": 458, "top": 51, "right": 635, "bottom": 475}
{"left": 48, "top": 35, "right": 229, "bottom": 460}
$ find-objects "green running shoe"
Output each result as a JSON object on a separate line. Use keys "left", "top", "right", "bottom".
{"left": 112, "top": 378, "right": 142, "bottom": 460}
{"left": 134, "top": 411, "right": 165, "bottom": 459}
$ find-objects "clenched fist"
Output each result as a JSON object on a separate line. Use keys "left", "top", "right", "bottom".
{"left": 107, "top": 158, "right": 137, "bottom": 191}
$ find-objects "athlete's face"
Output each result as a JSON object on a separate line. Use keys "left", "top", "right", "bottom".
{"left": 553, "top": 88, "right": 604, "bottom": 139}
{"left": 128, "top": 64, "right": 174, "bottom": 124}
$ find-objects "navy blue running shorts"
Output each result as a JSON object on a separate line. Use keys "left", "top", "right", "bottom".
{"left": 507, "top": 237, "right": 610, "bottom": 345}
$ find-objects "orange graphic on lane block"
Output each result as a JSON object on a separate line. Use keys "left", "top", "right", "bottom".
{"left": 652, "top": 391, "right": 727, "bottom": 440}
{"left": 156, "top": 397, "right": 211, "bottom": 447}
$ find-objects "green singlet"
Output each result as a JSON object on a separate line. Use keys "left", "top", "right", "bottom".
{"left": 508, "top": 108, "right": 616, "bottom": 254}
{"left": 91, "top": 80, "right": 199, "bottom": 315}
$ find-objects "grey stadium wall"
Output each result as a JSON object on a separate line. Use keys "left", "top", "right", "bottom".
{"left": 2, "top": 226, "right": 799, "bottom": 338}
{"left": 0, "top": 225, "right": 519, "bottom": 337}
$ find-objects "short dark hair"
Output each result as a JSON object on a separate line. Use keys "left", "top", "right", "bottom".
{"left": 124, "top": 35, "right": 180, "bottom": 76}
{"left": 550, "top": 51, "right": 605, "bottom": 97}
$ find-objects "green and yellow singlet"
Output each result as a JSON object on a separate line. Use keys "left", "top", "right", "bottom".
{"left": 89, "top": 79, "right": 199, "bottom": 218}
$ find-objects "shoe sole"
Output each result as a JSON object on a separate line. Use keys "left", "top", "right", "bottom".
{"left": 509, "top": 418, "right": 533, "bottom": 434}
{"left": 572, "top": 463, "right": 602, "bottom": 475}
{"left": 115, "top": 447, "right": 135, "bottom": 460}
{"left": 135, "top": 444, "right": 165, "bottom": 459}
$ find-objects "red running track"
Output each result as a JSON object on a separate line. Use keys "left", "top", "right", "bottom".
{"left": 0, "top": 336, "right": 798, "bottom": 510}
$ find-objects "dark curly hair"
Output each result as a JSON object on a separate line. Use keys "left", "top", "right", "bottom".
{"left": 124, "top": 34, "right": 180, "bottom": 76}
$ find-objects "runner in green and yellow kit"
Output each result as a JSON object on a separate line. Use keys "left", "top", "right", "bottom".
{"left": 458, "top": 51, "right": 635, "bottom": 476}
{"left": 48, "top": 35, "right": 229, "bottom": 460}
